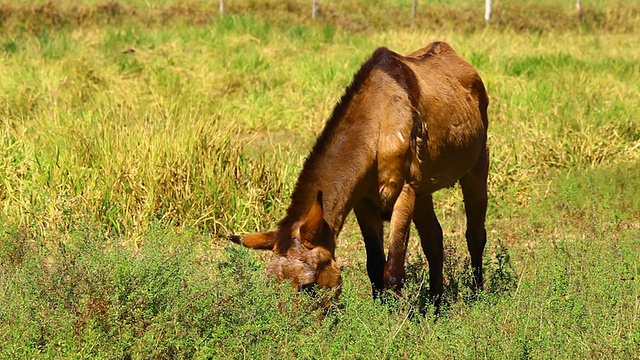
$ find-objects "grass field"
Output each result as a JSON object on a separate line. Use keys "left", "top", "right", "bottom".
{"left": 1, "top": 0, "right": 639, "bottom": 358}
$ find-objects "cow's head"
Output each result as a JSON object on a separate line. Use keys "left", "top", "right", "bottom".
{"left": 229, "top": 192, "right": 342, "bottom": 296}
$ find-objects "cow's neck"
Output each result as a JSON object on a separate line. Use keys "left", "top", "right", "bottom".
{"left": 281, "top": 122, "right": 371, "bottom": 238}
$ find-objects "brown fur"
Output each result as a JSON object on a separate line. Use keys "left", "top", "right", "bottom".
{"left": 230, "top": 41, "right": 489, "bottom": 302}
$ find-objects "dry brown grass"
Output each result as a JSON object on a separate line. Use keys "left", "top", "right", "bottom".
{"left": 1, "top": 0, "right": 638, "bottom": 34}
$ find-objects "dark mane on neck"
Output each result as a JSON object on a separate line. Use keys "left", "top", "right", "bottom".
{"left": 278, "top": 47, "right": 395, "bottom": 230}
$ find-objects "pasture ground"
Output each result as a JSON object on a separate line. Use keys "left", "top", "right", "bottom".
{"left": 1, "top": 0, "right": 639, "bottom": 358}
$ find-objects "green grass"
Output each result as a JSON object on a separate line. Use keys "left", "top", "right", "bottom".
{"left": 1, "top": 0, "right": 639, "bottom": 358}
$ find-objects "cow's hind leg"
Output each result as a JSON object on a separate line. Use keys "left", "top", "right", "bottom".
{"left": 413, "top": 194, "right": 444, "bottom": 306}
{"left": 459, "top": 147, "right": 489, "bottom": 292}
{"left": 354, "top": 199, "right": 385, "bottom": 298}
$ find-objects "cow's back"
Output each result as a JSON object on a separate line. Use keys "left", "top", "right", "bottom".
{"left": 403, "top": 42, "right": 488, "bottom": 194}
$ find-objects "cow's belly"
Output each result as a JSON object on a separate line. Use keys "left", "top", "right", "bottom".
{"left": 416, "top": 134, "right": 483, "bottom": 195}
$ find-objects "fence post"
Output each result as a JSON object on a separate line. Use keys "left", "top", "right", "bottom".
{"left": 576, "top": 0, "right": 583, "bottom": 20}
{"left": 220, "top": 0, "right": 225, "bottom": 16}
{"left": 312, "top": 0, "right": 318, "bottom": 18}
{"left": 484, "top": 0, "right": 492, "bottom": 23}
{"left": 412, "top": 0, "right": 417, "bottom": 20}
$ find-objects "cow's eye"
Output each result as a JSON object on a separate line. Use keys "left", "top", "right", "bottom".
{"left": 291, "top": 236, "right": 302, "bottom": 248}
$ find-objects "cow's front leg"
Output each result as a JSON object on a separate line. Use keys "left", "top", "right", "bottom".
{"left": 384, "top": 183, "right": 416, "bottom": 293}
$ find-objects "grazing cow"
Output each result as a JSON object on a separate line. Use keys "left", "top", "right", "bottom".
{"left": 230, "top": 41, "right": 489, "bottom": 303}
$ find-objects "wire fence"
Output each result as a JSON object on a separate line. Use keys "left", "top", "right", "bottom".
{"left": 219, "top": 0, "right": 586, "bottom": 23}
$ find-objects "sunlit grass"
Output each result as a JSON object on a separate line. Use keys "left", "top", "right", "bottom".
{"left": 2, "top": 19, "right": 638, "bottom": 236}
{"left": 0, "top": 0, "right": 639, "bottom": 358}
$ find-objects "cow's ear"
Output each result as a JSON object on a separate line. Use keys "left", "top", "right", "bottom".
{"left": 229, "top": 231, "right": 277, "bottom": 250}
{"left": 300, "top": 191, "right": 325, "bottom": 242}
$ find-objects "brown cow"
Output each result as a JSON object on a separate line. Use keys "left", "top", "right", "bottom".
{"left": 230, "top": 41, "right": 489, "bottom": 303}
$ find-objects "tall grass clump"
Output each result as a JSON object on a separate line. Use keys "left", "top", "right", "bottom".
{"left": 1, "top": 1, "right": 638, "bottom": 238}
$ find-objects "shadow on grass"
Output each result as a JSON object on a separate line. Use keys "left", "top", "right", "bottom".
{"left": 399, "top": 238, "right": 518, "bottom": 318}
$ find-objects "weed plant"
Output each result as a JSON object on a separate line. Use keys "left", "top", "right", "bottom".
{"left": 1, "top": 0, "right": 639, "bottom": 358}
